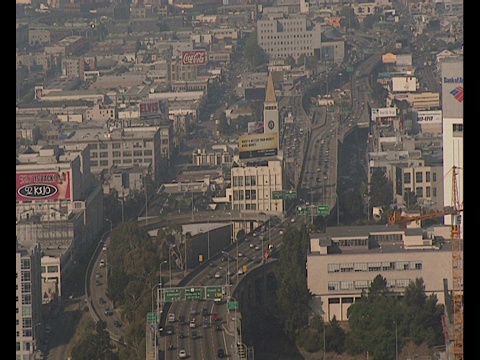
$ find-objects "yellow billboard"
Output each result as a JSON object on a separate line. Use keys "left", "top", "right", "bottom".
{"left": 238, "top": 133, "right": 278, "bottom": 159}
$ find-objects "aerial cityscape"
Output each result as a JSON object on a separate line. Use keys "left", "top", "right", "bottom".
{"left": 16, "top": 0, "right": 463, "bottom": 360}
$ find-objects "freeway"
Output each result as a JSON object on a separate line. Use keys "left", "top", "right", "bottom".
{"left": 155, "top": 216, "right": 289, "bottom": 360}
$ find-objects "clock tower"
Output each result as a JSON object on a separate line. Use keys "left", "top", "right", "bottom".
{"left": 263, "top": 71, "right": 280, "bottom": 150}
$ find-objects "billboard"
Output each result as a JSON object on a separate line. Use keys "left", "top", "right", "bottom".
{"left": 247, "top": 121, "right": 264, "bottom": 134}
{"left": 140, "top": 101, "right": 161, "bottom": 117}
{"left": 182, "top": 50, "right": 207, "bottom": 66}
{"left": 140, "top": 100, "right": 168, "bottom": 118}
{"left": 441, "top": 60, "right": 463, "bottom": 118}
{"left": 239, "top": 133, "right": 278, "bottom": 159}
{"left": 416, "top": 110, "right": 442, "bottom": 124}
{"left": 16, "top": 171, "right": 71, "bottom": 201}
{"left": 371, "top": 107, "right": 397, "bottom": 119}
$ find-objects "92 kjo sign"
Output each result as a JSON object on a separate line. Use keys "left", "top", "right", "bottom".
{"left": 16, "top": 171, "right": 71, "bottom": 201}
{"left": 182, "top": 50, "right": 207, "bottom": 66}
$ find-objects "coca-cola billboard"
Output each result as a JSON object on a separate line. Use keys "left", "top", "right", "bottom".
{"left": 182, "top": 50, "right": 207, "bottom": 66}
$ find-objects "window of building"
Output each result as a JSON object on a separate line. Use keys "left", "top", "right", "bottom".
{"left": 328, "top": 264, "right": 340, "bottom": 273}
{"left": 340, "top": 281, "right": 354, "bottom": 290}
{"left": 340, "top": 263, "right": 354, "bottom": 272}
{"left": 91, "top": 161, "right": 98, "bottom": 166}
{"left": 113, "top": 151, "right": 121, "bottom": 157}
{"left": 354, "top": 263, "right": 368, "bottom": 272}
{"left": 144, "top": 150, "right": 152, "bottom": 156}
{"left": 426, "top": 186, "right": 431, "bottom": 197}
{"left": 99, "top": 143, "right": 108, "bottom": 150}
{"left": 403, "top": 172, "right": 411, "bottom": 184}
{"left": 123, "top": 151, "right": 132, "bottom": 157}
{"left": 426, "top": 171, "right": 431, "bottom": 182}
{"left": 328, "top": 282, "right": 340, "bottom": 291}
{"left": 354, "top": 280, "right": 369, "bottom": 289}
{"left": 416, "top": 187, "right": 423, "bottom": 197}
{"left": 133, "top": 150, "right": 142, "bottom": 157}
{"left": 47, "top": 265, "right": 58, "bottom": 273}
{"left": 91, "top": 152, "right": 98, "bottom": 158}
{"left": 100, "top": 152, "right": 108, "bottom": 158}
{"left": 415, "top": 172, "right": 423, "bottom": 183}
{"left": 90, "top": 144, "right": 98, "bottom": 150}
{"left": 123, "top": 159, "right": 132, "bottom": 164}
{"left": 433, "top": 172, "right": 437, "bottom": 182}
{"left": 100, "top": 160, "right": 109, "bottom": 166}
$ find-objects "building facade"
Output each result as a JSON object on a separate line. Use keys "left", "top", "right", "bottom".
{"left": 307, "top": 225, "right": 453, "bottom": 322}
{"left": 16, "top": 241, "right": 44, "bottom": 360}
{"left": 16, "top": 144, "right": 104, "bottom": 298}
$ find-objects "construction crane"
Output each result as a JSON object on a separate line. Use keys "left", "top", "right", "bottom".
{"left": 388, "top": 166, "right": 463, "bottom": 359}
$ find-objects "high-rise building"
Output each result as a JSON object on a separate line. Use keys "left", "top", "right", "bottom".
{"left": 16, "top": 240, "right": 44, "bottom": 359}
{"left": 441, "top": 59, "right": 463, "bottom": 229}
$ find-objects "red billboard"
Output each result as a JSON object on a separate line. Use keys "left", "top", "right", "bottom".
{"left": 181, "top": 50, "right": 207, "bottom": 66}
{"left": 140, "top": 101, "right": 161, "bottom": 117}
{"left": 16, "top": 171, "right": 71, "bottom": 201}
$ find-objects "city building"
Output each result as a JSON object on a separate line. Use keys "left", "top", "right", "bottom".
{"left": 16, "top": 144, "right": 104, "bottom": 298}
{"left": 63, "top": 123, "right": 173, "bottom": 183}
{"left": 16, "top": 240, "right": 44, "bottom": 360}
{"left": 440, "top": 59, "right": 463, "bottom": 228}
{"left": 256, "top": 13, "right": 322, "bottom": 61}
{"left": 307, "top": 224, "right": 453, "bottom": 322}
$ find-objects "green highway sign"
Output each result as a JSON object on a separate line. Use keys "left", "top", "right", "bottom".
{"left": 284, "top": 190, "right": 297, "bottom": 200}
{"left": 147, "top": 312, "right": 157, "bottom": 324}
{"left": 296, "top": 206, "right": 309, "bottom": 216}
{"left": 185, "top": 287, "right": 203, "bottom": 301}
{"left": 206, "top": 286, "right": 223, "bottom": 300}
{"left": 272, "top": 191, "right": 284, "bottom": 200}
{"left": 318, "top": 205, "right": 330, "bottom": 216}
{"left": 346, "top": 66, "right": 354, "bottom": 73}
{"left": 163, "top": 288, "right": 182, "bottom": 302}
{"left": 227, "top": 300, "right": 239, "bottom": 310}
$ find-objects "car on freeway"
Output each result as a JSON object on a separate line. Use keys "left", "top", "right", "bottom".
{"left": 255, "top": 245, "right": 260, "bottom": 251}
{"left": 166, "top": 325, "right": 174, "bottom": 335}
{"left": 217, "top": 348, "right": 226, "bottom": 358}
{"left": 99, "top": 297, "right": 106, "bottom": 304}
{"left": 167, "top": 312, "right": 175, "bottom": 323}
{"left": 178, "top": 349, "right": 187, "bottom": 358}
{"left": 189, "top": 319, "right": 196, "bottom": 328}
{"left": 104, "top": 308, "right": 113, "bottom": 316}
{"left": 113, "top": 320, "right": 122, "bottom": 328}
{"left": 95, "top": 279, "right": 102, "bottom": 286}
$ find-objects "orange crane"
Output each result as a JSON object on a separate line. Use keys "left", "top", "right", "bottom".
{"left": 388, "top": 166, "right": 463, "bottom": 359}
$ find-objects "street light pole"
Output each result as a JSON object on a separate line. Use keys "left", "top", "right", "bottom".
{"left": 118, "top": 198, "right": 124, "bottom": 223}
{"left": 105, "top": 219, "right": 112, "bottom": 285}
{"left": 394, "top": 321, "right": 398, "bottom": 360}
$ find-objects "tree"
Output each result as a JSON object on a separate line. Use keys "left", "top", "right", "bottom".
{"left": 369, "top": 168, "right": 393, "bottom": 208}
{"left": 244, "top": 30, "right": 267, "bottom": 68}
{"left": 274, "top": 225, "right": 312, "bottom": 340}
